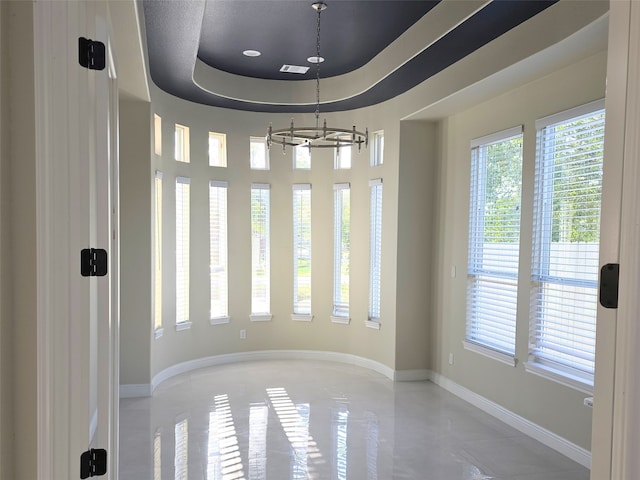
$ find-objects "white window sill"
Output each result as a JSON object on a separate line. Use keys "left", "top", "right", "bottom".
{"left": 154, "top": 327, "right": 164, "bottom": 340}
{"left": 250, "top": 314, "right": 273, "bottom": 322}
{"left": 291, "top": 314, "right": 313, "bottom": 322}
{"left": 331, "top": 316, "right": 350, "bottom": 325}
{"left": 210, "top": 316, "right": 230, "bottom": 326}
{"left": 175, "top": 321, "right": 192, "bottom": 332}
{"left": 524, "top": 361, "right": 593, "bottom": 395}
{"left": 463, "top": 341, "right": 516, "bottom": 367}
{"left": 365, "top": 319, "right": 380, "bottom": 330}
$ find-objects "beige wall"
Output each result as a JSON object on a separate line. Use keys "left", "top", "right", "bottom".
{"left": 431, "top": 52, "right": 607, "bottom": 449}
{"left": 144, "top": 86, "right": 400, "bottom": 379}
{"left": 119, "top": 99, "right": 153, "bottom": 385}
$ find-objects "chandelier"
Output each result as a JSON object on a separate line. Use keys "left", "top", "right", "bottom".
{"left": 266, "top": 1, "right": 368, "bottom": 152}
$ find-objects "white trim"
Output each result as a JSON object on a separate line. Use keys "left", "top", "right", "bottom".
{"left": 429, "top": 371, "right": 591, "bottom": 468}
{"left": 119, "top": 384, "right": 153, "bottom": 398}
{"left": 470, "top": 125, "right": 523, "bottom": 148}
{"left": 292, "top": 183, "right": 311, "bottom": 191}
{"left": 251, "top": 183, "right": 270, "bottom": 190}
{"left": 176, "top": 175, "right": 190, "bottom": 184}
{"left": 331, "top": 316, "right": 350, "bottom": 325}
{"left": 365, "top": 320, "right": 381, "bottom": 330}
{"left": 333, "top": 182, "right": 350, "bottom": 190}
{"left": 463, "top": 340, "right": 517, "bottom": 367}
{"left": 368, "top": 178, "right": 382, "bottom": 186}
{"left": 154, "top": 327, "right": 164, "bottom": 340}
{"left": 291, "top": 314, "right": 313, "bottom": 322}
{"left": 535, "top": 98, "right": 605, "bottom": 130}
{"left": 89, "top": 409, "right": 98, "bottom": 443}
{"left": 250, "top": 314, "right": 273, "bottom": 322}
{"left": 175, "top": 321, "right": 192, "bottom": 332}
{"left": 524, "top": 361, "right": 594, "bottom": 395}
{"left": 210, "top": 316, "right": 230, "bottom": 326}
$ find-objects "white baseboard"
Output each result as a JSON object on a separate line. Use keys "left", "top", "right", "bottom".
{"left": 429, "top": 371, "right": 591, "bottom": 469}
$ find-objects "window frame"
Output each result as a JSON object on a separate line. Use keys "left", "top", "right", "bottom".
{"left": 250, "top": 183, "right": 272, "bottom": 321}
{"left": 334, "top": 139, "right": 352, "bottom": 170}
{"left": 292, "top": 184, "right": 312, "bottom": 319}
{"left": 367, "top": 178, "right": 383, "bottom": 328}
{"left": 250, "top": 136, "right": 270, "bottom": 170}
{"left": 175, "top": 176, "right": 191, "bottom": 329}
{"left": 174, "top": 124, "right": 190, "bottom": 163}
{"left": 527, "top": 99, "right": 605, "bottom": 393}
{"left": 153, "top": 171, "right": 163, "bottom": 338}
{"left": 371, "top": 131, "right": 384, "bottom": 167}
{"left": 209, "top": 180, "right": 229, "bottom": 324}
{"left": 332, "top": 183, "right": 351, "bottom": 323}
{"left": 208, "top": 131, "right": 227, "bottom": 167}
{"left": 293, "top": 144, "right": 311, "bottom": 170}
{"left": 154, "top": 114, "right": 162, "bottom": 156}
{"left": 464, "top": 126, "right": 523, "bottom": 364}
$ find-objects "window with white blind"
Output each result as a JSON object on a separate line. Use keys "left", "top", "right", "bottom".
{"left": 528, "top": 100, "right": 605, "bottom": 391}
{"left": 250, "top": 137, "right": 269, "bottom": 170}
{"left": 466, "top": 127, "right": 523, "bottom": 361}
{"left": 333, "top": 183, "right": 350, "bottom": 320}
{"left": 335, "top": 141, "right": 352, "bottom": 169}
{"left": 294, "top": 145, "right": 311, "bottom": 169}
{"left": 209, "top": 132, "right": 227, "bottom": 167}
{"left": 368, "top": 179, "right": 383, "bottom": 326}
{"left": 175, "top": 124, "right": 190, "bottom": 163}
{"left": 175, "top": 177, "right": 190, "bottom": 328}
{"left": 251, "top": 184, "right": 271, "bottom": 318}
{"left": 154, "top": 114, "right": 162, "bottom": 156}
{"left": 209, "top": 181, "right": 229, "bottom": 323}
{"left": 293, "top": 184, "right": 312, "bottom": 317}
{"left": 154, "top": 171, "right": 163, "bottom": 337}
{"left": 371, "top": 131, "right": 384, "bottom": 166}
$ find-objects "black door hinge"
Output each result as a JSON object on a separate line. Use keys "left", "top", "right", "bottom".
{"left": 80, "top": 448, "right": 107, "bottom": 478}
{"left": 81, "top": 248, "right": 108, "bottom": 277}
{"left": 599, "top": 263, "right": 619, "bottom": 309}
{"left": 79, "top": 37, "right": 106, "bottom": 70}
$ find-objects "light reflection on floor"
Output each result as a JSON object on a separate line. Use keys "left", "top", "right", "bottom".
{"left": 120, "top": 360, "right": 590, "bottom": 480}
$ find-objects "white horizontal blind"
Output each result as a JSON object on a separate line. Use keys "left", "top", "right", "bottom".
{"left": 333, "top": 184, "right": 350, "bottom": 317}
{"left": 530, "top": 101, "right": 605, "bottom": 382}
{"left": 154, "top": 171, "right": 163, "bottom": 332}
{"left": 251, "top": 184, "right": 270, "bottom": 314}
{"left": 294, "top": 145, "right": 311, "bottom": 169}
{"left": 369, "top": 179, "right": 382, "bottom": 320}
{"left": 293, "top": 184, "right": 312, "bottom": 314}
{"left": 466, "top": 127, "right": 523, "bottom": 356}
{"left": 175, "top": 177, "right": 190, "bottom": 325}
{"left": 209, "top": 181, "right": 228, "bottom": 319}
{"left": 250, "top": 137, "right": 269, "bottom": 170}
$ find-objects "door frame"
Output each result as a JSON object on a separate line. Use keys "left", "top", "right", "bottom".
{"left": 34, "top": 1, "right": 120, "bottom": 478}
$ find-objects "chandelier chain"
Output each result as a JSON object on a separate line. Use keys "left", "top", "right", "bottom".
{"left": 315, "top": 3, "right": 322, "bottom": 127}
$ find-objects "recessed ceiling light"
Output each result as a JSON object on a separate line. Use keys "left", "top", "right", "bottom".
{"left": 307, "top": 56, "right": 324, "bottom": 64}
{"left": 243, "top": 50, "right": 261, "bottom": 57}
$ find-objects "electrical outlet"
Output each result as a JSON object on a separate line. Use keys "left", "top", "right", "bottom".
{"left": 448, "top": 353, "right": 454, "bottom": 365}
{"left": 240, "top": 329, "right": 246, "bottom": 339}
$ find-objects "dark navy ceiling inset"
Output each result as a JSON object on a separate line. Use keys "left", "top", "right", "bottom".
{"left": 142, "top": 0, "right": 559, "bottom": 113}
{"left": 197, "top": 1, "right": 438, "bottom": 80}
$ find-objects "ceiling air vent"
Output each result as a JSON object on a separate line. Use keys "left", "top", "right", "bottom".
{"left": 280, "top": 65, "right": 309, "bottom": 74}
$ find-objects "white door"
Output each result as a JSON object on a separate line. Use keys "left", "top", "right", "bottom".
{"left": 34, "top": 1, "right": 119, "bottom": 478}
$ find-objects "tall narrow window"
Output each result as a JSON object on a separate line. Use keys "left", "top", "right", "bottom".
{"left": 175, "top": 177, "right": 190, "bottom": 328}
{"left": 371, "top": 131, "right": 384, "bottom": 166}
{"left": 293, "top": 184, "right": 312, "bottom": 317}
{"left": 209, "top": 132, "right": 227, "bottom": 167}
{"left": 294, "top": 145, "right": 311, "bottom": 170}
{"left": 250, "top": 137, "right": 269, "bottom": 170}
{"left": 529, "top": 100, "right": 605, "bottom": 390}
{"left": 209, "top": 181, "right": 229, "bottom": 323}
{"left": 175, "top": 124, "right": 190, "bottom": 163}
{"left": 335, "top": 142, "right": 352, "bottom": 169}
{"left": 154, "top": 171, "right": 163, "bottom": 337}
{"left": 154, "top": 114, "right": 162, "bottom": 156}
{"left": 466, "top": 127, "right": 523, "bottom": 361}
{"left": 333, "top": 183, "right": 350, "bottom": 321}
{"left": 251, "top": 184, "right": 271, "bottom": 318}
{"left": 368, "top": 179, "right": 383, "bottom": 325}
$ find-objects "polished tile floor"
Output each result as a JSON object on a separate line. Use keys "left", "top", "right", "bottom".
{"left": 120, "top": 360, "right": 590, "bottom": 480}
